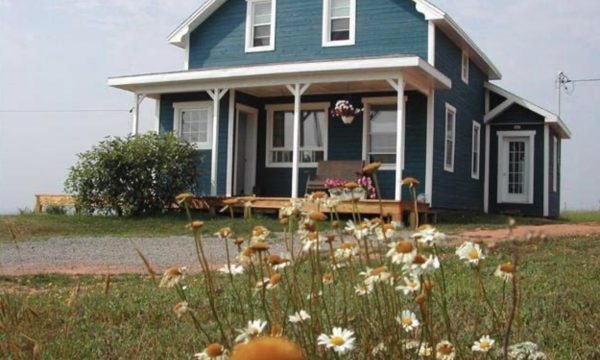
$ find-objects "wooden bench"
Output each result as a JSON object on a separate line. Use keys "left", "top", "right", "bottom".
{"left": 34, "top": 194, "right": 77, "bottom": 213}
{"left": 305, "top": 160, "right": 364, "bottom": 194}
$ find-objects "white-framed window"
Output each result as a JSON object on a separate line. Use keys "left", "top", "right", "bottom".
{"left": 553, "top": 136, "right": 559, "bottom": 192}
{"left": 497, "top": 130, "right": 536, "bottom": 204}
{"left": 265, "top": 102, "right": 329, "bottom": 167}
{"left": 322, "top": 0, "right": 356, "bottom": 47}
{"left": 472, "top": 121, "right": 481, "bottom": 179}
{"left": 245, "top": 0, "right": 276, "bottom": 53}
{"left": 461, "top": 50, "right": 469, "bottom": 84}
{"left": 444, "top": 104, "right": 456, "bottom": 172}
{"left": 173, "top": 101, "right": 213, "bottom": 149}
{"left": 362, "top": 97, "right": 398, "bottom": 169}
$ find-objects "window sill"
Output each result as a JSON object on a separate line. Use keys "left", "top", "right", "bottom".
{"left": 265, "top": 163, "right": 319, "bottom": 168}
{"left": 245, "top": 45, "right": 275, "bottom": 53}
{"left": 322, "top": 40, "right": 355, "bottom": 48}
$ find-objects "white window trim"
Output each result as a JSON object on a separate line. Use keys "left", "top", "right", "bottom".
{"left": 471, "top": 121, "right": 481, "bottom": 180}
{"left": 173, "top": 101, "right": 213, "bottom": 150}
{"left": 444, "top": 103, "right": 456, "bottom": 173}
{"left": 361, "top": 96, "right": 404, "bottom": 171}
{"left": 245, "top": 0, "right": 276, "bottom": 53}
{"left": 553, "top": 136, "right": 558, "bottom": 192}
{"left": 461, "top": 50, "right": 469, "bottom": 84}
{"left": 322, "top": 0, "right": 356, "bottom": 47}
{"left": 496, "top": 130, "right": 536, "bottom": 204}
{"left": 265, "top": 102, "right": 329, "bottom": 168}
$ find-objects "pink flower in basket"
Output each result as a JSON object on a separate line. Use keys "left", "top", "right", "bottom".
{"left": 325, "top": 178, "right": 347, "bottom": 189}
{"left": 330, "top": 100, "right": 361, "bottom": 118}
{"left": 357, "top": 175, "right": 377, "bottom": 199}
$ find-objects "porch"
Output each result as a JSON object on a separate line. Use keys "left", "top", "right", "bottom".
{"left": 108, "top": 55, "right": 452, "bottom": 203}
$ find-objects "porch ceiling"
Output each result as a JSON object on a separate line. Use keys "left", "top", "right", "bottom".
{"left": 108, "top": 56, "right": 451, "bottom": 98}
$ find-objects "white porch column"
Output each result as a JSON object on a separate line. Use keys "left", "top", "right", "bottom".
{"left": 483, "top": 124, "right": 491, "bottom": 213}
{"left": 387, "top": 77, "right": 406, "bottom": 201}
{"left": 226, "top": 89, "right": 236, "bottom": 197}
{"left": 425, "top": 89, "right": 435, "bottom": 205}
{"left": 131, "top": 94, "right": 145, "bottom": 135}
{"left": 207, "top": 88, "right": 229, "bottom": 196}
{"left": 286, "top": 83, "right": 311, "bottom": 198}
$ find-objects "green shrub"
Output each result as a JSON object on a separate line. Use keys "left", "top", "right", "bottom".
{"left": 65, "top": 133, "right": 200, "bottom": 216}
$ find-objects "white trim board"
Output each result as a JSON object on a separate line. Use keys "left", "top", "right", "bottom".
{"left": 484, "top": 82, "right": 571, "bottom": 139}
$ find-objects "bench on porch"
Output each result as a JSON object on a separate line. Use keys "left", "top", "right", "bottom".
{"left": 305, "top": 160, "right": 364, "bottom": 194}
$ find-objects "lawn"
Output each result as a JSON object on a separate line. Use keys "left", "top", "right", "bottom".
{"left": 1, "top": 234, "right": 598, "bottom": 359}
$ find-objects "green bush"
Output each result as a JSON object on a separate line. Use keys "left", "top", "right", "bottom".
{"left": 65, "top": 133, "right": 200, "bottom": 216}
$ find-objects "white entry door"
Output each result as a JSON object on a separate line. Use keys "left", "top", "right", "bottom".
{"left": 497, "top": 131, "right": 535, "bottom": 204}
{"left": 234, "top": 105, "right": 258, "bottom": 195}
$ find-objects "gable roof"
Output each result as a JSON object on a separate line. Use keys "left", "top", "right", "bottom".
{"left": 167, "top": 0, "right": 501, "bottom": 79}
{"left": 484, "top": 82, "right": 571, "bottom": 139}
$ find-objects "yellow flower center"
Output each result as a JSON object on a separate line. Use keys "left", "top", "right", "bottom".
{"left": 438, "top": 344, "right": 453, "bottom": 355}
{"left": 330, "top": 336, "right": 345, "bottom": 346}
{"left": 205, "top": 343, "right": 224, "bottom": 357}
{"left": 500, "top": 263, "right": 514, "bottom": 273}
{"left": 396, "top": 241, "right": 414, "bottom": 254}
{"left": 468, "top": 249, "right": 480, "bottom": 259}
{"left": 480, "top": 341, "right": 490, "bottom": 349}
{"left": 402, "top": 318, "right": 413, "bottom": 326}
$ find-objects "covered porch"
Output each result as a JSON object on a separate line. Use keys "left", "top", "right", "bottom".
{"left": 108, "top": 55, "right": 451, "bottom": 202}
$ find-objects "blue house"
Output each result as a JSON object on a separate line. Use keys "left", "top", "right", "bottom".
{"left": 109, "top": 0, "right": 570, "bottom": 218}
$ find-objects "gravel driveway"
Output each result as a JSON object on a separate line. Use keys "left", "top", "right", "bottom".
{"left": 0, "top": 236, "right": 287, "bottom": 276}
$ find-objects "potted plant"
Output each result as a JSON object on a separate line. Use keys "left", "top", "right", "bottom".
{"left": 330, "top": 100, "right": 361, "bottom": 124}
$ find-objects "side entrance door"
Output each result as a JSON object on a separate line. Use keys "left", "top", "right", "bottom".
{"left": 234, "top": 104, "right": 258, "bottom": 195}
{"left": 497, "top": 131, "right": 536, "bottom": 204}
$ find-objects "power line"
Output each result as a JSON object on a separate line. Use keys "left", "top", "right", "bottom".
{"left": 0, "top": 109, "right": 130, "bottom": 113}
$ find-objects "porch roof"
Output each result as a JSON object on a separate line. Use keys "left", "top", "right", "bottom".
{"left": 108, "top": 55, "right": 452, "bottom": 98}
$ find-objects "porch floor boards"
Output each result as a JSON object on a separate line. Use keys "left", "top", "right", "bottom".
{"left": 190, "top": 196, "right": 433, "bottom": 224}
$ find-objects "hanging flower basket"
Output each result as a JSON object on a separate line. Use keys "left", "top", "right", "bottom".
{"left": 331, "top": 100, "right": 362, "bottom": 125}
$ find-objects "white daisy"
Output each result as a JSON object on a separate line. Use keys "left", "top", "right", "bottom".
{"left": 472, "top": 335, "right": 495, "bottom": 353}
{"left": 344, "top": 220, "right": 372, "bottom": 240}
{"left": 456, "top": 241, "right": 485, "bottom": 265}
{"left": 288, "top": 310, "right": 311, "bottom": 323}
{"left": 317, "top": 327, "right": 356, "bottom": 354}
{"left": 395, "top": 276, "right": 421, "bottom": 295}
{"left": 412, "top": 225, "right": 447, "bottom": 246}
{"left": 494, "top": 262, "right": 515, "bottom": 282}
{"left": 360, "top": 266, "right": 392, "bottom": 285}
{"left": 218, "top": 264, "right": 245, "bottom": 275}
{"left": 235, "top": 320, "right": 267, "bottom": 343}
{"left": 194, "top": 343, "right": 229, "bottom": 360}
{"left": 159, "top": 266, "right": 187, "bottom": 288}
{"left": 354, "top": 283, "right": 374, "bottom": 296}
{"left": 396, "top": 310, "right": 420, "bottom": 332}
{"left": 436, "top": 340, "right": 456, "bottom": 360}
{"left": 386, "top": 240, "right": 417, "bottom": 264}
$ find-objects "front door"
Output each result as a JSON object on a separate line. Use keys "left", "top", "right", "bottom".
{"left": 234, "top": 105, "right": 258, "bottom": 195}
{"left": 497, "top": 131, "right": 535, "bottom": 204}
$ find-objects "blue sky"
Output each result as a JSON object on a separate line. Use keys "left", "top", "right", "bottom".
{"left": 1, "top": 0, "right": 599, "bottom": 214}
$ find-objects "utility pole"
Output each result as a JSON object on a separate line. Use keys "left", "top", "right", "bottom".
{"left": 556, "top": 72, "right": 600, "bottom": 116}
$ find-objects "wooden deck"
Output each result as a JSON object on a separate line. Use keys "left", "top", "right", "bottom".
{"left": 32, "top": 194, "right": 436, "bottom": 225}
{"left": 197, "top": 196, "right": 434, "bottom": 224}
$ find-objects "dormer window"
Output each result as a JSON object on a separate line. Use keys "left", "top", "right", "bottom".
{"left": 322, "top": 0, "right": 356, "bottom": 47}
{"left": 245, "top": 0, "right": 276, "bottom": 52}
{"left": 461, "top": 50, "right": 469, "bottom": 84}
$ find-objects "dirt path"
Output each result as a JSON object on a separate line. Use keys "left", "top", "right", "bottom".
{"left": 1, "top": 223, "right": 599, "bottom": 276}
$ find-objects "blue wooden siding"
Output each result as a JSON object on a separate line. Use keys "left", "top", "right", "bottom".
{"left": 158, "top": 92, "right": 230, "bottom": 196}
{"left": 431, "top": 28, "right": 486, "bottom": 210}
{"left": 189, "top": 0, "right": 428, "bottom": 69}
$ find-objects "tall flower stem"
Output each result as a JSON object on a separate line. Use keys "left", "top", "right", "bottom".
{"left": 503, "top": 247, "right": 520, "bottom": 360}
{"left": 372, "top": 172, "right": 384, "bottom": 220}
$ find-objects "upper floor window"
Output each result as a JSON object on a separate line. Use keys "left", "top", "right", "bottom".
{"left": 444, "top": 104, "right": 456, "bottom": 172}
{"left": 322, "top": 0, "right": 356, "bottom": 47}
{"left": 245, "top": 0, "right": 276, "bottom": 53}
{"left": 173, "top": 101, "right": 213, "bottom": 149}
{"left": 266, "top": 103, "right": 329, "bottom": 167}
{"left": 461, "top": 50, "right": 469, "bottom": 84}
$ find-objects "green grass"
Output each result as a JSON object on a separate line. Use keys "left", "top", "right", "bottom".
{"left": 1, "top": 236, "right": 598, "bottom": 359}
{"left": 560, "top": 210, "right": 600, "bottom": 223}
{"left": 0, "top": 212, "right": 282, "bottom": 242}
